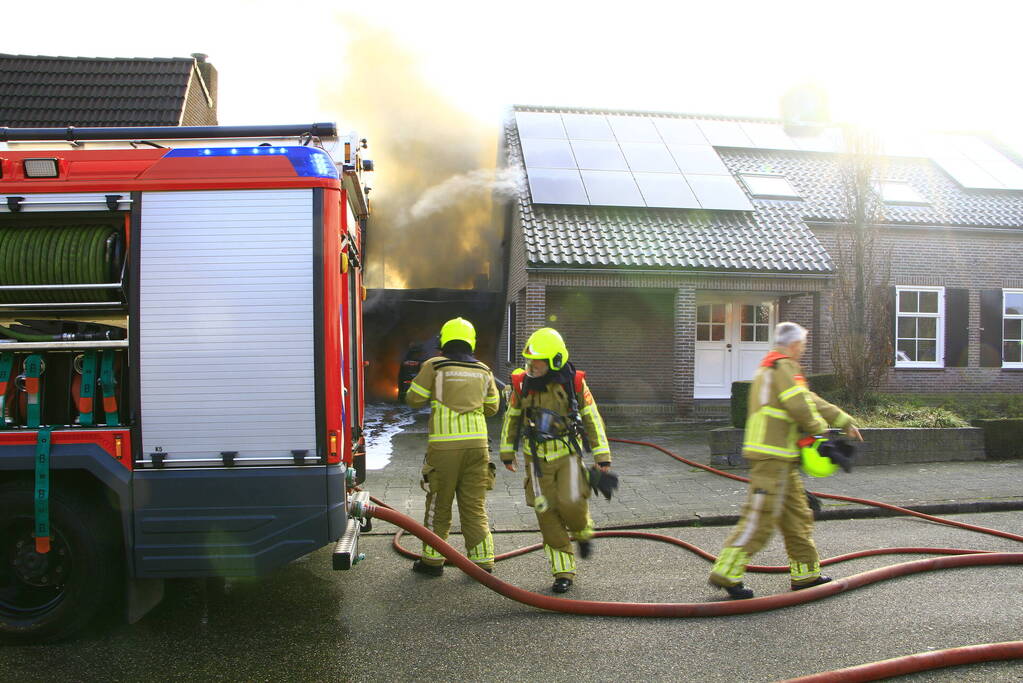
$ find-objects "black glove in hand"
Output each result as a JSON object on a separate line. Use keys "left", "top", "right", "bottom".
{"left": 587, "top": 465, "right": 619, "bottom": 501}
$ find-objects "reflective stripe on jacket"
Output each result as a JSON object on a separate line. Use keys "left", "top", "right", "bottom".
{"left": 743, "top": 355, "right": 853, "bottom": 461}
{"left": 406, "top": 356, "right": 500, "bottom": 450}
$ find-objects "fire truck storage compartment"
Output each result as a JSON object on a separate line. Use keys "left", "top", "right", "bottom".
{"left": 1, "top": 197, "right": 129, "bottom": 429}
{"left": 138, "top": 189, "right": 318, "bottom": 466}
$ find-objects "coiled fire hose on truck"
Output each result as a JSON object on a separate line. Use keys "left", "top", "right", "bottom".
{"left": 0, "top": 224, "right": 123, "bottom": 303}
{"left": 351, "top": 436, "right": 1023, "bottom": 679}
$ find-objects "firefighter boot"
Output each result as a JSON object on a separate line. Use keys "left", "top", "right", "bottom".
{"left": 552, "top": 577, "right": 573, "bottom": 593}
{"left": 577, "top": 540, "right": 593, "bottom": 559}
{"left": 412, "top": 560, "right": 444, "bottom": 577}
{"left": 717, "top": 581, "right": 754, "bottom": 599}
{"left": 791, "top": 575, "right": 832, "bottom": 591}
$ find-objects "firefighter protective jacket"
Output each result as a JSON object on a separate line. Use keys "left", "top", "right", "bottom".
{"left": 406, "top": 356, "right": 500, "bottom": 450}
{"left": 500, "top": 368, "right": 611, "bottom": 464}
{"left": 743, "top": 353, "right": 854, "bottom": 461}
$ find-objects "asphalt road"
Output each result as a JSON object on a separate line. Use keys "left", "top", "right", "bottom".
{"left": 1, "top": 511, "right": 1020, "bottom": 682}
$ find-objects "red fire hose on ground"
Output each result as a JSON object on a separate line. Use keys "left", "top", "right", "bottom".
{"left": 353, "top": 436, "right": 1023, "bottom": 678}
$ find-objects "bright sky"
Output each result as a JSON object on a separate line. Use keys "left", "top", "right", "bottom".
{"left": 6, "top": 0, "right": 1023, "bottom": 148}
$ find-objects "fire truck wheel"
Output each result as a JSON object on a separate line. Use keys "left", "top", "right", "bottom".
{"left": 0, "top": 481, "right": 122, "bottom": 643}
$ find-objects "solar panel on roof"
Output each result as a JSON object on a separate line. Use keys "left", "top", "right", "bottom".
{"left": 526, "top": 167, "right": 589, "bottom": 204}
{"left": 633, "top": 172, "right": 701, "bottom": 208}
{"left": 933, "top": 156, "right": 1002, "bottom": 189}
{"left": 740, "top": 122, "right": 798, "bottom": 151}
{"left": 581, "top": 170, "right": 645, "bottom": 206}
{"left": 653, "top": 118, "right": 708, "bottom": 144}
{"left": 570, "top": 140, "right": 629, "bottom": 171}
{"left": 667, "top": 144, "right": 729, "bottom": 175}
{"left": 607, "top": 115, "right": 661, "bottom": 143}
{"left": 981, "top": 155, "right": 1023, "bottom": 190}
{"left": 520, "top": 138, "right": 577, "bottom": 169}
{"left": 696, "top": 120, "right": 753, "bottom": 148}
{"left": 686, "top": 173, "right": 755, "bottom": 210}
{"left": 515, "top": 111, "right": 567, "bottom": 139}
{"left": 562, "top": 113, "right": 615, "bottom": 140}
{"left": 620, "top": 142, "right": 680, "bottom": 173}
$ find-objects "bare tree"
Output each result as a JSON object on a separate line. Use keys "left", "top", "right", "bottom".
{"left": 828, "top": 127, "right": 893, "bottom": 405}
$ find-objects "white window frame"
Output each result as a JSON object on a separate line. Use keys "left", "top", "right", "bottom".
{"left": 738, "top": 173, "right": 801, "bottom": 199}
{"left": 1003, "top": 288, "right": 1023, "bottom": 368}
{"left": 877, "top": 180, "right": 929, "bottom": 206}
{"left": 895, "top": 286, "right": 945, "bottom": 368}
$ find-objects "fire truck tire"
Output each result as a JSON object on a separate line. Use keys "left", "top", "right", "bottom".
{"left": 0, "top": 481, "right": 122, "bottom": 643}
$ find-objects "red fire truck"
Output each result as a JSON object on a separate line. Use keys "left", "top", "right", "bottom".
{"left": 0, "top": 123, "right": 371, "bottom": 642}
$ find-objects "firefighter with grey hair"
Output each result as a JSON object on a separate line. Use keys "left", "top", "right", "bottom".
{"left": 708, "top": 321, "right": 862, "bottom": 599}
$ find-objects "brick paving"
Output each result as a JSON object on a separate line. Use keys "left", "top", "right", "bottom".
{"left": 364, "top": 410, "right": 1023, "bottom": 534}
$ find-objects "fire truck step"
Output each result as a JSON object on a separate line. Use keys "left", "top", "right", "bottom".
{"left": 332, "top": 518, "right": 363, "bottom": 570}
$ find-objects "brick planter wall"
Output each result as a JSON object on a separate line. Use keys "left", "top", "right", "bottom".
{"left": 708, "top": 427, "right": 987, "bottom": 468}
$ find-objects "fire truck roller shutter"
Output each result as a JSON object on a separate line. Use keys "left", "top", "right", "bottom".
{"left": 138, "top": 189, "right": 318, "bottom": 464}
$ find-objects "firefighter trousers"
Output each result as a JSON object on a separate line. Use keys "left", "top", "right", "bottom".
{"left": 709, "top": 457, "right": 822, "bottom": 587}
{"left": 525, "top": 453, "right": 594, "bottom": 579}
{"left": 421, "top": 446, "right": 496, "bottom": 569}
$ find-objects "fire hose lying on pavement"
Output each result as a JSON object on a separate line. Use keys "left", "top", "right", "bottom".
{"left": 348, "top": 436, "right": 1023, "bottom": 680}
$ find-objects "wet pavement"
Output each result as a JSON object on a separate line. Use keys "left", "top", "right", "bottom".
{"left": 2, "top": 405, "right": 1021, "bottom": 681}
{"left": 365, "top": 404, "right": 1023, "bottom": 533}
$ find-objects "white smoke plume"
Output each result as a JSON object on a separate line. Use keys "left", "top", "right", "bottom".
{"left": 408, "top": 165, "right": 523, "bottom": 221}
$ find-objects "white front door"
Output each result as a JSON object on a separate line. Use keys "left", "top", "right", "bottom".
{"left": 694, "top": 300, "right": 774, "bottom": 399}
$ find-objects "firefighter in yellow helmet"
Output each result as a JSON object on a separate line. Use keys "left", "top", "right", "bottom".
{"left": 500, "top": 327, "right": 612, "bottom": 594}
{"left": 708, "top": 322, "right": 862, "bottom": 599}
{"left": 405, "top": 317, "right": 501, "bottom": 575}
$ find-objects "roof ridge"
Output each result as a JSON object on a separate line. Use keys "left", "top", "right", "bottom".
{"left": 0, "top": 53, "right": 196, "bottom": 62}
{"left": 511, "top": 103, "right": 782, "bottom": 125}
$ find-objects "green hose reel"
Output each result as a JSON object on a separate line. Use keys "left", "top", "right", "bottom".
{"left": 0, "top": 224, "right": 124, "bottom": 304}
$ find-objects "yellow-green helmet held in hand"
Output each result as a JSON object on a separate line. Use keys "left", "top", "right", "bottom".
{"left": 522, "top": 327, "right": 569, "bottom": 370}
{"left": 800, "top": 436, "right": 839, "bottom": 478}
{"left": 440, "top": 317, "right": 476, "bottom": 351}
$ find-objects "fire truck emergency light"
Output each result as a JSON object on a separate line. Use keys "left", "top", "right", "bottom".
{"left": 23, "top": 158, "right": 59, "bottom": 178}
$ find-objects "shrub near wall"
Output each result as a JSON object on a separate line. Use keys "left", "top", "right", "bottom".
{"left": 730, "top": 374, "right": 837, "bottom": 428}
{"left": 971, "top": 419, "right": 1023, "bottom": 460}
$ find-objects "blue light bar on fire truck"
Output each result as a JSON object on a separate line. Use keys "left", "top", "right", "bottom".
{"left": 165, "top": 146, "right": 339, "bottom": 179}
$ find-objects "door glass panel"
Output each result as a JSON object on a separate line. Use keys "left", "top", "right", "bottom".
{"left": 697, "top": 326, "right": 710, "bottom": 341}
{"left": 711, "top": 304, "right": 725, "bottom": 323}
{"left": 741, "top": 326, "right": 754, "bottom": 341}
{"left": 755, "top": 325, "right": 769, "bottom": 341}
{"left": 711, "top": 325, "right": 725, "bottom": 341}
{"left": 697, "top": 304, "right": 711, "bottom": 323}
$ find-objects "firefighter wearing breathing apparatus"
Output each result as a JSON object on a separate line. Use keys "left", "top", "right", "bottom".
{"left": 405, "top": 317, "right": 501, "bottom": 576}
{"left": 500, "top": 327, "right": 614, "bottom": 594}
{"left": 709, "top": 322, "right": 862, "bottom": 599}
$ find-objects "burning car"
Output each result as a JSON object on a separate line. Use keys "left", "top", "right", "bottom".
{"left": 396, "top": 336, "right": 440, "bottom": 402}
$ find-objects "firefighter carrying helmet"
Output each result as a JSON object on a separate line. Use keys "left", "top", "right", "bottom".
{"left": 800, "top": 436, "right": 857, "bottom": 477}
{"left": 439, "top": 317, "right": 476, "bottom": 351}
{"left": 522, "top": 327, "right": 569, "bottom": 371}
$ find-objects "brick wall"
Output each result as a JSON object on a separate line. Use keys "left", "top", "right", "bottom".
{"left": 778, "top": 293, "right": 819, "bottom": 372}
{"left": 544, "top": 287, "right": 675, "bottom": 403}
{"left": 813, "top": 224, "right": 1023, "bottom": 393}
{"left": 673, "top": 287, "right": 696, "bottom": 413}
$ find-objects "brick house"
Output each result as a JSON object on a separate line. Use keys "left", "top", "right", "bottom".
{"left": 0, "top": 53, "right": 218, "bottom": 128}
{"left": 497, "top": 105, "right": 1023, "bottom": 415}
